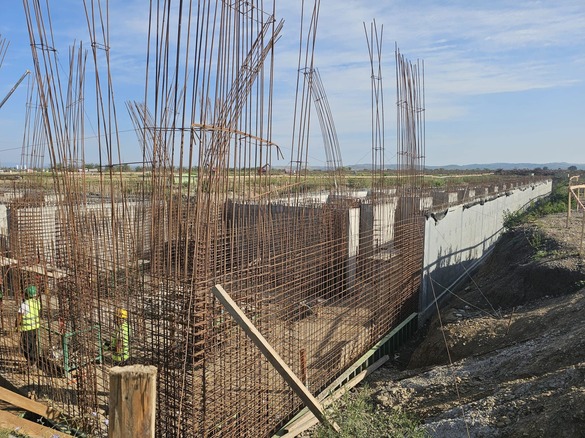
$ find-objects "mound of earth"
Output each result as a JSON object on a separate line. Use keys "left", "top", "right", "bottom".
{"left": 366, "top": 212, "right": 585, "bottom": 437}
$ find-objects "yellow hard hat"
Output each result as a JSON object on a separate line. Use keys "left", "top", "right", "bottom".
{"left": 117, "top": 308, "right": 128, "bottom": 319}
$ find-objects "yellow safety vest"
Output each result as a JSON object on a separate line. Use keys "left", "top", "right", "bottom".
{"left": 21, "top": 298, "right": 40, "bottom": 331}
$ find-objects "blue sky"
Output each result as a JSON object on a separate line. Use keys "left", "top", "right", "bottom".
{"left": 0, "top": 0, "right": 584, "bottom": 168}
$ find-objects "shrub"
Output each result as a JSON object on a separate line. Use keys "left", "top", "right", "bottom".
{"left": 312, "top": 386, "right": 429, "bottom": 438}
{"left": 504, "top": 179, "right": 568, "bottom": 230}
{"left": 0, "top": 429, "right": 29, "bottom": 438}
{"left": 503, "top": 209, "right": 524, "bottom": 230}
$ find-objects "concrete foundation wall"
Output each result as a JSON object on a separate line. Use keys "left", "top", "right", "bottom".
{"left": 0, "top": 202, "right": 146, "bottom": 266}
{"left": 419, "top": 180, "right": 552, "bottom": 321}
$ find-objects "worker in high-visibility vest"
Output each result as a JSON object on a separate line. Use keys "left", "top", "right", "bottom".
{"left": 16, "top": 285, "right": 41, "bottom": 366}
{"left": 111, "top": 308, "right": 130, "bottom": 365}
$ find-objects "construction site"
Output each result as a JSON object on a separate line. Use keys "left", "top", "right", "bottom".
{"left": 0, "top": 1, "right": 558, "bottom": 437}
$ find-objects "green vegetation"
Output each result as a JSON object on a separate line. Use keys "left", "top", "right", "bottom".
{"left": 501, "top": 177, "right": 573, "bottom": 261}
{"left": 0, "top": 428, "right": 29, "bottom": 438}
{"left": 504, "top": 179, "right": 568, "bottom": 230}
{"left": 528, "top": 229, "right": 548, "bottom": 260}
{"left": 313, "top": 386, "right": 429, "bottom": 438}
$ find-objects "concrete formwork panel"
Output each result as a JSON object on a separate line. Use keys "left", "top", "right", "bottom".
{"left": 431, "top": 191, "right": 459, "bottom": 206}
{"left": 346, "top": 207, "right": 360, "bottom": 290}
{"left": 374, "top": 200, "right": 398, "bottom": 247}
{"left": 420, "top": 180, "right": 552, "bottom": 321}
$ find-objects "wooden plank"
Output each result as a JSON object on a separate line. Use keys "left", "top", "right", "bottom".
{"left": 0, "top": 255, "right": 17, "bottom": 267}
{"left": 318, "top": 313, "right": 417, "bottom": 400}
{"left": 20, "top": 264, "right": 68, "bottom": 279}
{"left": 280, "top": 355, "right": 389, "bottom": 437}
{"left": 0, "top": 256, "right": 68, "bottom": 278}
{"left": 274, "top": 313, "right": 418, "bottom": 437}
{"left": 0, "top": 386, "right": 64, "bottom": 421}
{"left": 570, "top": 188, "right": 585, "bottom": 210}
{"left": 109, "top": 365, "right": 157, "bottom": 438}
{"left": 0, "top": 410, "right": 74, "bottom": 438}
{"left": 211, "top": 284, "right": 340, "bottom": 433}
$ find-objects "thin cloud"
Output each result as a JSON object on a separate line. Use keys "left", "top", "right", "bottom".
{"left": 2, "top": 1, "right": 584, "bottom": 166}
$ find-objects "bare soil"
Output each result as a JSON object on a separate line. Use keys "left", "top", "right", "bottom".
{"left": 366, "top": 212, "right": 585, "bottom": 437}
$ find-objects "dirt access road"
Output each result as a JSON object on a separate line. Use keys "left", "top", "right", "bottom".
{"left": 367, "top": 212, "right": 585, "bottom": 437}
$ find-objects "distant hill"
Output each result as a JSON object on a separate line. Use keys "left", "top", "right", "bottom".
{"left": 345, "top": 162, "right": 585, "bottom": 171}
{"left": 426, "top": 162, "right": 585, "bottom": 171}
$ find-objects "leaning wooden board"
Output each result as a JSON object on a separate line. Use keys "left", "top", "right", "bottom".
{"left": 0, "top": 410, "right": 74, "bottom": 437}
{"left": 0, "top": 386, "right": 64, "bottom": 421}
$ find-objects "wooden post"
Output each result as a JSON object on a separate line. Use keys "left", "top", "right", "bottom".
{"left": 109, "top": 365, "right": 157, "bottom": 438}
{"left": 580, "top": 212, "right": 585, "bottom": 257}
{"left": 212, "top": 284, "right": 340, "bottom": 433}
{"left": 568, "top": 183, "right": 572, "bottom": 224}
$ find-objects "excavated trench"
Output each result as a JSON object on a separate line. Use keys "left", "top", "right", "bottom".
{"left": 366, "top": 212, "right": 585, "bottom": 437}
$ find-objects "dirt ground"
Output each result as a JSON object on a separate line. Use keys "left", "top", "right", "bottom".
{"left": 366, "top": 212, "right": 585, "bottom": 437}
